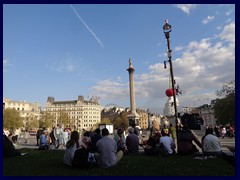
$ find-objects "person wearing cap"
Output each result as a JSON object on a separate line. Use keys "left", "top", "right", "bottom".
{"left": 126, "top": 128, "right": 139, "bottom": 153}
{"left": 95, "top": 128, "right": 123, "bottom": 168}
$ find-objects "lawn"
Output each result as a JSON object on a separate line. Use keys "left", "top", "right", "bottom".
{"left": 3, "top": 148, "right": 235, "bottom": 176}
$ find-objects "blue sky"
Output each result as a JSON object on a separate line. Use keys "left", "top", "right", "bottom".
{"left": 3, "top": 4, "right": 235, "bottom": 114}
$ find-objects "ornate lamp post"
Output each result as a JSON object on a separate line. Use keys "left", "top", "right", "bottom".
{"left": 163, "top": 19, "right": 179, "bottom": 131}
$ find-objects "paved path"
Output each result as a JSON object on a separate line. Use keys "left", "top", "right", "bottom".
{"left": 15, "top": 136, "right": 44, "bottom": 150}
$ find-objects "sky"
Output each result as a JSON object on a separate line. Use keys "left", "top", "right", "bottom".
{"left": 3, "top": 4, "right": 235, "bottom": 114}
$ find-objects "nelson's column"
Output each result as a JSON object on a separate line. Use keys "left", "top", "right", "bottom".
{"left": 127, "top": 58, "right": 140, "bottom": 126}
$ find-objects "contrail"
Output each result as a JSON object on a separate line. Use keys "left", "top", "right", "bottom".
{"left": 69, "top": 4, "right": 104, "bottom": 48}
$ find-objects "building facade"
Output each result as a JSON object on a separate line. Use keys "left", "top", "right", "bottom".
{"left": 199, "top": 101, "right": 217, "bottom": 127}
{"left": 3, "top": 97, "right": 41, "bottom": 126}
{"left": 43, "top": 96, "right": 102, "bottom": 131}
{"left": 136, "top": 109, "right": 148, "bottom": 129}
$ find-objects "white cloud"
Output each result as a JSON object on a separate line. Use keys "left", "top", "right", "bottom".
{"left": 91, "top": 22, "right": 235, "bottom": 114}
{"left": 174, "top": 4, "right": 197, "bottom": 14}
{"left": 202, "top": 16, "right": 215, "bottom": 24}
{"left": 3, "top": 59, "right": 7, "bottom": 65}
{"left": 217, "top": 26, "right": 221, "bottom": 30}
{"left": 46, "top": 54, "right": 82, "bottom": 73}
{"left": 175, "top": 46, "right": 184, "bottom": 51}
{"left": 90, "top": 79, "right": 128, "bottom": 100}
{"left": 3, "top": 59, "right": 13, "bottom": 72}
{"left": 226, "top": 9, "right": 233, "bottom": 16}
{"left": 219, "top": 22, "right": 235, "bottom": 43}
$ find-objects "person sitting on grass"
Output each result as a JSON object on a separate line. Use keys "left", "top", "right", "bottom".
{"left": 114, "top": 128, "right": 126, "bottom": 153}
{"left": 63, "top": 131, "right": 87, "bottom": 167}
{"left": 81, "top": 131, "right": 91, "bottom": 149}
{"left": 144, "top": 132, "right": 161, "bottom": 156}
{"left": 95, "top": 128, "right": 123, "bottom": 168}
{"left": 177, "top": 125, "right": 202, "bottom": 155}
{"left": 202, "top": 128, "right": 222, "bottom": 156}
{"left": 89, "top": 128, "right": 102, "bottom": 152}
{"left": 159, "top": 130, "right": 176, "bottom": 156}
{"left": 126, "top": 127, "right": 139, "bottom": 154}
{"left": 39, "top": 130, "right": 50, "bottom": 150}
{"left": 3, "top": 133, "right": 21, "bottom": 157}
{"left": 8, "top": 133, "right": 16, "bottom": 144}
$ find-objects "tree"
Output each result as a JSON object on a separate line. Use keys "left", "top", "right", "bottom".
{"left": 100, "top": 117, "right": 112, "bottom": 124}
{"left": 216, "top": 80, "right": 235, "bottom": 97}
{"left": 58, "top": 110, "right": 71, "bottom": 127}
{"left": 112, "top": 111, "right": 129, "bottom": 129}
{"left": 119, "top": 111, "right": 129, "bottom": 128}
{"left": 3, "top": 108, "right": 23, "bottom": 132}
{"left": 214, "top": 80, "right": 235, "bottom": 126}
{"left": 94, "top": 117, "right": 112, "bottom": 129}
{"left": 113, "top": 117, "right": 123, "bottom": 129}
{"left": 26, "top": 117, "right": 39, "bottom": 130}
{"left": 40, "top": 112, "right": 54, "bottom": 129}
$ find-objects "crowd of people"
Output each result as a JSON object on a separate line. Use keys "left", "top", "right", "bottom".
{"left": 60, "top": 122, "right": 228, "bottom": 169}
{"left": 205, "top": 125, "right": 235, "bottom": 139}
{"left": 3, "top": 122, "right": 234, "bottom": 168}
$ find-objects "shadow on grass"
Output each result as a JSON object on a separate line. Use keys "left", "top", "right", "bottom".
{"left": 3, "top": 148, "right": 235, "bottom": 176}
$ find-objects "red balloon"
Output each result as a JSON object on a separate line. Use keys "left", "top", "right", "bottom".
{"left": 165, "top": 88, "right": 176, "bottom": 97}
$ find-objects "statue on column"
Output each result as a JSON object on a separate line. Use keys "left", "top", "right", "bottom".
{"left": 129, "top": 58, "right": 133, "bottom": 68}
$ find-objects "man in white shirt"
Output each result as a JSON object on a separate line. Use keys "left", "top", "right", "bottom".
{"left": 95, "top": 128, "right": 123, "bottom": 168}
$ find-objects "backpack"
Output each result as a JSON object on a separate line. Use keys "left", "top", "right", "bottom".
{"left": 177, "top": 130, "right": 192, "bottom": 142}
{"left": 72, "top": 147, "right": 93, "bottom": 169}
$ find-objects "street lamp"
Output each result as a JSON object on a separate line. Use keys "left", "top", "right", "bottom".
{"left": 163, "top": 19, "right": 179, "bottom": 131}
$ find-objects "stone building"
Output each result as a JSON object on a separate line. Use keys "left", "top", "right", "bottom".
{"left": 43, "top": 96, "right": 102, "bottom": 131}
{"left": 3, "top": 97, "right": 41, "bottom": 127}
{"left": 101, "top": 106, "right": 124, "bottom": 122}
{"left": 199, "top": 101, "right": 217, "bottom": 127}
{"left": 136, "top": 109, "right": 148, "bottom": 129}
{"left": 101, "top": 106, "right": 149, "bottom": 129}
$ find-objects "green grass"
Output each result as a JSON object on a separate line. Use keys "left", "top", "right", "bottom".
{"left": 3, "top": 148, "right": 235, "bottom": 176}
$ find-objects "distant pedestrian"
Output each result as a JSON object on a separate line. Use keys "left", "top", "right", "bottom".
{"left": 214, "top": 126, "right": 220, "bottom": 138}
{"left": 63, "top": 128, "right": 69, "bottom": 147}
{"left": 221, "top": 127, "right": 226, "bottom": 139}
{"left": 24, "top": 129, "right": 29, "bottom": 143}
{"left": 54, "top": 124, "right": 62, "bottom": 148}
{"left": 36, "top": 128, "right": 43, "bottom": 146}
{"left": 14, "top": 128, "right": 21, "bottom": 143}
